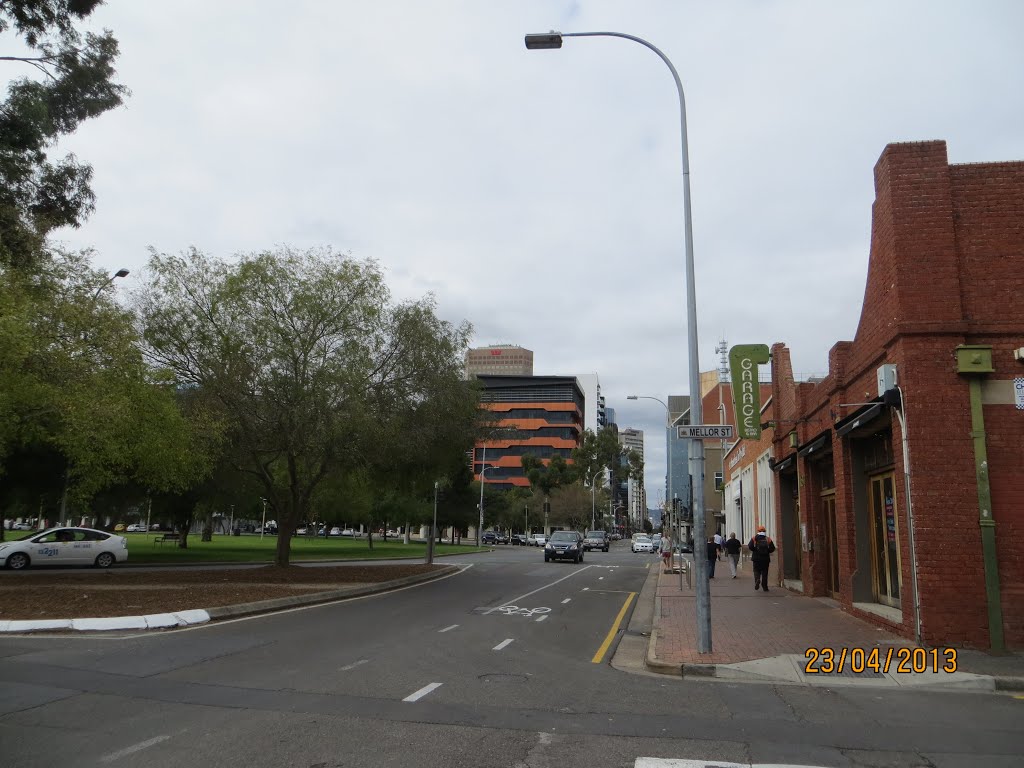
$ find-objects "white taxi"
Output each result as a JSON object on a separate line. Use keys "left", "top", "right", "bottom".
{"left": 0, "top": 527, "right": 128, "bottom": 570}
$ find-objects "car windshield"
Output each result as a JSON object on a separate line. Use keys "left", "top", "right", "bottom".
{"left": 549, "top": 532, "right": 576, "bottom": 542}
{"left": 586, "top": 531, "right": 604, "bottom": 537}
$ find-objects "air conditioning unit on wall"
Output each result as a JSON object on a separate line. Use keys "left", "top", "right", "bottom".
{"left": 877, "top": 364, "right": 897, "bottom": 396}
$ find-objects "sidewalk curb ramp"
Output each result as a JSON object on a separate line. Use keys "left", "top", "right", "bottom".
{"left": 0, "top": 564, "right": 459, "bottom": 634}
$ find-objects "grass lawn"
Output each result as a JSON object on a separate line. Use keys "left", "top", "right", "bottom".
{"left": 122, "top": 533, "right": 486, "bottom": 564}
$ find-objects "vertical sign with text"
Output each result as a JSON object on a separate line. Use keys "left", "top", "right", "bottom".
{"left": 729, "top": 344, "right": 771, "bottom": 440}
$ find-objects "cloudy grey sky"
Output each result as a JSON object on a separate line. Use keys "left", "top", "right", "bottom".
{"left": 46, "top": 1, "right": 1024, "bottom": 499}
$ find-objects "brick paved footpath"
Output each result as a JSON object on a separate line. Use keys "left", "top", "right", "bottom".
{"left": 653, "top": 557, "right": 910, "bottom": 666}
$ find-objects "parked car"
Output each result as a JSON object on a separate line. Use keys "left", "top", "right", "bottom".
{"left": 340, "top": 528, "right": 355, "bottom": 537}
{"left": 113, "top": 523, "right": 126, "bottom": 532}
{"left": 632, "top": 535, "right": 654, "bottom": 553}
{"left": 582, "top": 530, "right": 609, "bottom": 552}
{"left": 481, "top": 531, "right": 498, "bottom": 545}
{"left": 528, "top": 533, "right": 547, "bottom": 547}
{"left": 495, "top": 533, "right": 509, "bottom": 544}
{"left": 511, "top": 534, "right": 529, "bottom": 545}
{"left": 544, "top": 530, "right": 584, "bottom": 563}
{"left": 329, "top": 526, "right": 342, "bottom": 537}
{"left": 126, "top": 524, "right": 147, "bottom": 533}
{"left": 0, "top": 527, "right": 128, "bottom": 570}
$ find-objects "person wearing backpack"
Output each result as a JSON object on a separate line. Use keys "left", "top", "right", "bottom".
{"left": 748, "top": 525, "right": 776, "bottom": 592}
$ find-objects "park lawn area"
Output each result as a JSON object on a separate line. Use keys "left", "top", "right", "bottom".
{"left": 123, "top": 533, "right": 485, "bottom": 564}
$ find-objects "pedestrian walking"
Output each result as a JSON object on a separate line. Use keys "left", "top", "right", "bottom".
{"left": 723, "top": 532, "right": 742, "bottom": 578}
{"left": 748, "top": 525, "right": 776, "bottom": 592}
{"left": 660, "top": 531, "right": 673, "bottom": 572}
{"left": 706, "top": 536, "right": 721, "bottom": 578}
{"left": 713, "top": 531, "right": 723, "bottom": 561}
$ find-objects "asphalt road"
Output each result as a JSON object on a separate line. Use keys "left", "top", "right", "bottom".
{"left": 1, "top": 543, "right": 1022, "bottom": 768}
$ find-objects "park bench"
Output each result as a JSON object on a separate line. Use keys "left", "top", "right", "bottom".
{"left": 153, "top": 533, "right": 181, "bottom": 546}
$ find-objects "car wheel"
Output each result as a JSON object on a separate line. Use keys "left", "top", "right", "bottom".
{"left": 94, "top": 552, "right": 115, "bottom": 568}
{"left": 604, "top": 546, "right": 609, "bottom": 552}
{"left": 6, "top": 552, "right": 29, "bottom": 570}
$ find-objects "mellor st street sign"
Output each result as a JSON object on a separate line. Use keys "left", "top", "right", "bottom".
{"left": 677, "top": 424, "right": 734, "bottom": 440}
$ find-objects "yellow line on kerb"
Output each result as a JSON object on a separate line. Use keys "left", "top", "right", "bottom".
{"left": 591, "top": 591, "right": 637, "bottom": 664}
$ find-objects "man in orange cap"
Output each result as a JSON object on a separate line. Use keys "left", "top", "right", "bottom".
{"left": 747, "top": 524, "right": 776, "bottom": 592}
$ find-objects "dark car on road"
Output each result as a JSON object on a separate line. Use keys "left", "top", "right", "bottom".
{"left": 511, "top": 534, "right": 529, "bottom": 545}
{"left": 582, "top": 530, "right": 609, "bottom": 552}
{"left": 481, "top": 532, "right": 498, "bottom": 545}
{"left": 544, "top": 530, "right": 585, "bottom": 563}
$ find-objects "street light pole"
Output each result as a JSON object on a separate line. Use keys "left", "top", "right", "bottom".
{"left": 589, "top": 468, "right": 604, "bottom": 532}
{"left": 478, "top": 464, "right": 497, "bottom": 546}
{"left": 260, "top": 497, "right": 267, "bottom": 540}
{"left": 91, "top": 267, "right": 130, "bottom": 302}
{"left": 526, "top": 30, "right": 709, "bottom": 652}
{"left": 427, "top": 481, "right": 439, "bottom": 565}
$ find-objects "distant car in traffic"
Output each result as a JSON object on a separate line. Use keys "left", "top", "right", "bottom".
{"left": 582, "top": 530, "right": 609, "bottom": 552}
{"left": 544, "top": 530, "right": 585, "bottom": 563}
{"left": 1, "top": 527, "right": 128, "bottom": 570}
{"left": 528, "top": 533, "right": 547, "bottom": 547}
{"left": 632, "top": 536, "right": 655, "bottom": 553}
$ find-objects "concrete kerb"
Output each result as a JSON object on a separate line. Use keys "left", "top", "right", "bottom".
{"left": 205, "top": 564, "right": 460, "bottom": 621}
{"left": 0, "top": 564, "right": 460, "bottom": 634}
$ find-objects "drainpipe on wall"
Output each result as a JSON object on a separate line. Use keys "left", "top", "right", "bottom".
{"left": 955, "top": 345, "right": 1005, "bottom": 652}
{"left": 892, "top": 387, "right": 922, "bottom": 645}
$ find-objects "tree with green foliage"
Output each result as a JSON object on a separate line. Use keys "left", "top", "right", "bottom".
{"left": 1, "top": 0, "right": 127, "bottom": 269}
{"left": 137, "top": 246, "right": 478, "bottom": 566}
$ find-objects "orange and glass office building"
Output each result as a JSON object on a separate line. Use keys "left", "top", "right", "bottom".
{"left": 473, "top": 375, "right": 585, "bottom": 489}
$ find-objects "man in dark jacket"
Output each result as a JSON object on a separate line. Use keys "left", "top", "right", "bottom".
{"left": 706, "top": 536, "right": 721, "bottom": 578}
{"left": 748, "top": 525, "right": 776, "bottom": 592}
{"left": 723, "top": 532, "right": 742, "bottom": 578}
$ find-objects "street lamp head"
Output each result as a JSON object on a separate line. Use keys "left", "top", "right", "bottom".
{"left": 627, "top": 395, "right": 638, "bottom": 400}
{"left": 525, "top": 32, "right": 563, "bottom": 50}
{"left": 114, "top": 268, "right": 129, "bottom": 278}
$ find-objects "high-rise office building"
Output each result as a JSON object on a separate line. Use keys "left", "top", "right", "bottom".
{"left": 464, "top": 345, "right": 534, "bottom": 378}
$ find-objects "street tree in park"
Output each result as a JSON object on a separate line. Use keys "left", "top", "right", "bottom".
{"left": 0, "top": 0, "right": 127, "bottom": 269}
{"left": 548, "top": 483, "right": 593, "bottom": 532}
{"left": 0, "top": 250, "right": 216, "bottom": 535}
{"left": 137, "top": 246, "right": 477, "bottom": 566}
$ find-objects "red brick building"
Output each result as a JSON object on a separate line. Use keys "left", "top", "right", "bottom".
{"left": 768, "top": 141, "right": 1024, "bottom": 650}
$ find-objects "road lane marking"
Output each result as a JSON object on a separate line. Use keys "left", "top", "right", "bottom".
{"left": 100, "top": 735, "right": 170, "bottom": 763}
{"left": 493, "top": 638, "right": 514, "bottom": 650}
{"left": 338, "top": 659, "right": 369, "bottom": 671}
{"left": 582, "top": 587, "right": 590, "bottom": 591}
{"left": 561, "top": 598, "right": 571, "bottom": 604}
{"left": 598, "top": 576, "right": 604, "bottom": 580}
{"left": 484, "top": 565, "right": 594, "bottom": 614}
{"left": 536, "top": 615, "right": 548, "bottom": 622}
{"left": 403, "top": 683, "right": 443, "bottom": 702}
{"left": 439, "top": 624, "right": 459, "bottom": 633}
{"left": 591, "top": 591, "right": 637, "bottom": 664}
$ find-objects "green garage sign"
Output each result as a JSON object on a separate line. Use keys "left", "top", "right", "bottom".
{"left": 729, "top": 344, "right": 771, "bottom": 440}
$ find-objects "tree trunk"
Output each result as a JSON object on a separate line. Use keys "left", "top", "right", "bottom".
{"left": 275, "top": 529, "right": 293, "bottom": 566}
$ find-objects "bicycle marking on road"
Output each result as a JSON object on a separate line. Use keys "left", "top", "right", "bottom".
{"left": 403, "top": 682, "right": 443, "bottom": 702}
{"left": 338, "top": 659, "right": 369, "bottom": 671}
{"left": 493, "top": 638, "right": 514, "bottom": 651}
{"left": 438, "top": 624, "right": 459, "bottom": 633}
{"left": 495, "top": 605, "right": 550, "bottom": 618}
{"left": 483, "top": 565, "right": 594, "bottom": 614}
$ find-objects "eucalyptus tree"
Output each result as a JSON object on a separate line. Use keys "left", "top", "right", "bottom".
{"left": 1, "top": 0, "right": 127, "bottom": 270}
{"left": 137, "top": 246, "right": 476, "bottom": 566}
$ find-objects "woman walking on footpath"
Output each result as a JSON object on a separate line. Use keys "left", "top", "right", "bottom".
{"left": 748, "top": 525, "right": 776, "bottom": 591}
{"left": 723, "top": 532, "right": 742, "bottom": 578}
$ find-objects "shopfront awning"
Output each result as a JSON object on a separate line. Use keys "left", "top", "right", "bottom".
{"left": 797, "top": 431, "right": 831, "bottom": 458}
{"left": 769, "top": 454, "right": 795, "bottom": 473}
{"left": 834, "top": 401, "right": 884, "bottom": 438}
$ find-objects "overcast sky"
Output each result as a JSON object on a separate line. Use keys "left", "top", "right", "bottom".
{"left": 44, "top": 1, "right": 1024, "bottom": 500}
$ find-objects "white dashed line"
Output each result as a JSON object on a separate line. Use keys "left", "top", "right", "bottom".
{"left": 338, "top": 659, "right": 369, "bottom": 671}
{"left": 438, "top": 624, "right": 459, "bottom": 633}
{"left": 561, "top": 598, "right": 571, "bottom": 604}
{"left": 536, "top": 615, "right": 548, "bottom": 622}
{"left": 403, "top": 683, "right": 443, "bottom": 702}
{"left": 583, "top": 587, "right": 590, "bottom": 591}
{"left": 599, "top": 576, "right": 604, "bottom": 580}
{"left": 493, "top": 638, "right": 514, "bottom": 651}
{"left": 100, "top": 736, "right": 170, "bottom": 763}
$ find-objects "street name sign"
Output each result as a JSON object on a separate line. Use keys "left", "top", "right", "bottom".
{"left": 678, "top": 424, "right": 734, "bottom": 440}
